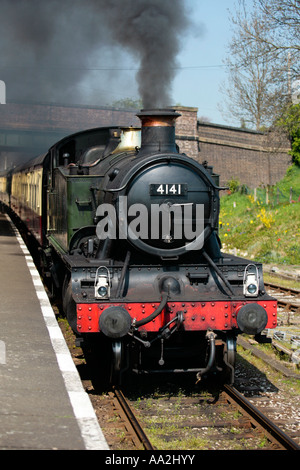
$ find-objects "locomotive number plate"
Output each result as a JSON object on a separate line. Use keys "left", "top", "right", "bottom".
{"left": 150, "top": 183, "right": 187, "bottom": 196}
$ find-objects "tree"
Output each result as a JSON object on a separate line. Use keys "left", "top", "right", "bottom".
{"left": 221, "top": 1, "right": 291, "bottom": 130}
{"left": 277, "top": 103, "right": 300, "bottom": 166}
{"left": 252, "top": 1, "right": 300, "bottom": 164}
{"left": 250, "top": 0, "right": 300, "bottom": 78}
{"left": 111, "top": 98, "right": 143, "bottom": 109}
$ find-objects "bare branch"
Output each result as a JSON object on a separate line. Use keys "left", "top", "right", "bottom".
{"left": 220, "top": 0, "right": 294, "bottom": 129}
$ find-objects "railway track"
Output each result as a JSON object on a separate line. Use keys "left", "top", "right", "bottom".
{"left": 123, "top": 378, "right": 300, "bottom": 450}
{"left": 265, "top": 281, "right": 300, "bottom": 314}
{"left": 264, "top": 280, "right": 300, "bottom": 360}
{"left": 89, "top": 381, "right": 300, "bottom": 451}
{"left": 223, "top": 385, "right": 300, "bottom": 450}
{"left": 110, "top": 387, "right": 154, "bottom": 450}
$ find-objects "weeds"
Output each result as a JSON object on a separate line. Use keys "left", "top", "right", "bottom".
{"left": 219, "top": 165, "right": 300, "bottom": 264}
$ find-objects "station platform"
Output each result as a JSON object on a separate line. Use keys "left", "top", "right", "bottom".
{"left": 0, "top": 213, "right": 109, "bottom": 450}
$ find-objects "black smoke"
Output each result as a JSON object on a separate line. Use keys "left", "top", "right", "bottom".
{"left": 0, "top": 0, "right": 191, "bottom": 108}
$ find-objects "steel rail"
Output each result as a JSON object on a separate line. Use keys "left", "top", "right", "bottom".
{"left": 224, "top": 384, "right": 300, "bottom": 451}
{"left": 277, "top": 299, "right": 300, "bottom": 313}
{"left": 264, "top": 282, "right": 300, "bottom": 296}
{"left": 113, "top": 387, "right": 154, "bottom": 451}
{"left": 264, "top": 282, "right": 300, "bottom": 313}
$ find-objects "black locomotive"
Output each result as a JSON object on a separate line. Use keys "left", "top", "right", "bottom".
{"left": 0, "top": 108, "right": 277, "bottom": 384}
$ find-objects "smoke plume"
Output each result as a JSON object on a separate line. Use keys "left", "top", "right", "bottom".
{"left": 0, "top": 0, "right": 190, "bottom": 108}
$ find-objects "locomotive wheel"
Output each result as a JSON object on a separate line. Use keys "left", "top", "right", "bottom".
{"left": 110, "top": 340, "right": 126, "bottom": 385}
{"left": 223, "top": 335, "right": 236, "bottom": 384}
{"left": 64, "top": 280, "right": 78, "bottom": 334}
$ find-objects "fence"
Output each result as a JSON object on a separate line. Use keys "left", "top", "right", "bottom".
{"left": 252, "top": 186, "right": 299, "bottom": 206}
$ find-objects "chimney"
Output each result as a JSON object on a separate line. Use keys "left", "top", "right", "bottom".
{"left": 136, "top": 108, "right": 181, "bottom": 154}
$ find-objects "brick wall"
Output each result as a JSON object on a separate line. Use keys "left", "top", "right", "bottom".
{"left": 174, "top": 106, "right": 199, "bottom": 158}
{"left": 174, "top": 107, "right": 291, "bottom": 188}
{"left": 0, "top": 102, "right": 139, "bottom": 132}
{"left": 0, "top": 102, "right": 292, "bottom": 187}
{"left": 0, "top": 102, "right": 139, "bottom": 167}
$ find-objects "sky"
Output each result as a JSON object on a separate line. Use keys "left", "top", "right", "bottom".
{"left": 81, "top": 0, "right": 240, "bottom": 126}
{"left": 173, "top": 0, "right": 237, "bottom": 125}
{"left": 77, "top": 0, "right": 239, "bottom": 126}
{"left": 0, "top": 0, "right": 239, "bottom": 127}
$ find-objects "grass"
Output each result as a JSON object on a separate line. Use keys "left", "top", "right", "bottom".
{"left": 263, "top": 273, "right": 300, "bottom": 290}
{"left": 219, "top": 164, "right": 300, "bottom": 265}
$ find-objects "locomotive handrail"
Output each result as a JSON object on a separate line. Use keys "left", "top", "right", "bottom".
{"left": 75, "top": 198, "right": 92, "bottom": 206}
{"left": 116, "top": 250, "right": 131, "bottom": 298}
{"left": 103, "top": 151, "right": 220, "bottom": 193}
{"left": 203, "top": 251, "right": 234, "bottom": 296}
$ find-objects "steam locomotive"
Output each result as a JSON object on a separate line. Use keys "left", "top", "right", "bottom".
{"left": 0, "top": 109, "right": 277, "bottom": 384}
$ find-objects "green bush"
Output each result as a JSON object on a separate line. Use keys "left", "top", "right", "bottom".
{"left": 227, "top": 178, "right": 240, "bottom": 193}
